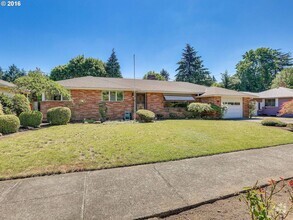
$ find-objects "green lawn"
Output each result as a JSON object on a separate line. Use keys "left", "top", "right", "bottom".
{"left": 0, "top": 120, "right": 292, "bottom": 180}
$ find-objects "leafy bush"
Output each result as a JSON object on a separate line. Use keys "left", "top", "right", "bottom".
{"left": 98, "top": 102, "right": 108, "bottom": 122}
{"left": 12, "top": 94, "right": 30, "bottom": 116}
{"left": 210, "top": 103, "right": 227, "bottom": 119}
{"left": 261, "top": 118, "right": 287, "bottom": 127}
{"left": 0, "top": 115, "right": 20, "bottom": 134}
{"left": 187, "top": 102, "right": 213, "bottom": 118}
{"left": 0, "top": 93, "right": 13, "bottom": 114}
{"left": 19, "top": 111, "right": 43, "bottom": 128}
{"left": 0, "top": 103, "right": 4, "bottom": 115}
{"left": 47, "top": 107, "right": 71, "bottom": 125}
{"left": 279, "top": 100, "right": 293, "bottom": 116}
{"left": 156, "top": 114, "right": 164, "bottom": 120}
{"left": 248, "top": 100, "right": 257, "bottom": 118}
{"left": 136, "top": 109, "right": 155, "bottom": 122}
{"left": 287, "top": 123, "right": 293, "bottom": 131}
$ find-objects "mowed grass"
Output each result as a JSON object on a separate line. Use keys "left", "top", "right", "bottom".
{"left": 0, "top": 120, "right": 292, "bottom": 180}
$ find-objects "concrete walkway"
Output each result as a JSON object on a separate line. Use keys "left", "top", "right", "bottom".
{"left": 0, "top": 144, "right": 293, "bottom": 220}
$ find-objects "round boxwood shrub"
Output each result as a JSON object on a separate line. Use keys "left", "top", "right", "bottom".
{"left": 0, "top": 115, "right": 20, "bottom": 134}
{"left": 136, "top": 109, "right": 155, "bottom": 122}
{"left": 47, "top": 107, "right": 71, "bottom": 125}
{"left": 19, "top": 111, "right": 43, "bottom": 128}
{"left": 261, "top": 118, "right": 287, "bottom": 127}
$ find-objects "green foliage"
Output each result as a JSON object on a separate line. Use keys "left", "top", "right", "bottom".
{"left": 210, "top": 103, "right": 227, "bottom": 119}
{"left": 136, "top": 109, "right": 155, "bottom": 122}
{"left": 0, "top": 115, "right": 20, "bottom": 134}
{"left": 0, "top": 93, "right": 14, "bottom": 114}
{"left": 160, "top": 69, "right": 170, "bottom": 81}
{"left": 105, "top": 49, "right": 122, "bottom": 78}
{"left": 175, "top": 44, "right": 214, "bottom": 86}
{"left": 236, "top": 48, "right": 293, "bottom": 92}
{"left": 0, "top": 103, "right": 3, "bottom": 115}
{"left": 287, "top": 123, "right": 293, "bottom": 131}
{"left": 14, "top": 68, "right": 70, "bottom": 101}
{"left": 143, "top": 71, "right": 165, "bottom": 81}
{"left": 50, "top": 55, "right": 107, "bottom": 80}
{"left": 241, "top": 179, "right": 293, "bottom": 220}
{"left": 249, "top": 101, "right": 257, "bottom": 118}
{"left": 47, "top": 107, "right": 71, "bottom": 125}
{"left": 271, "top": 68, "right": 293, "bottom": 89}
{"left": 98, "top": 102, "right": 108, "bottom": 122}
{"left": 2, "top": 64, "right": 26, "bottom": 82}
{"left": 220, "top": 70, "right": 231, "bottom": 88}
{"left": 12, "top": 94, "right": 30, "bottom": 116}
{"left": 187, "top": 102, "right": 213, "bottom": 118}
{"left": 19, "top": 111, "right": 43, "bottom": 128}
{"left": 261, "top": 118, "right": 287, "bottom": 127}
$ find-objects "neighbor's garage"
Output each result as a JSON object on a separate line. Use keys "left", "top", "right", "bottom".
{"left": 221, "top": 97, "right": 243, "bottom": 119}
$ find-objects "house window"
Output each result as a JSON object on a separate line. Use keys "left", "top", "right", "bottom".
{"left": 265, "top": 99, "right": 275, "bottom": 107}
{"left": 222, "top": 102, "right": 241, "bottom": 105}
{"left": 102, "top": 91, "right": 124, "bottom": 102}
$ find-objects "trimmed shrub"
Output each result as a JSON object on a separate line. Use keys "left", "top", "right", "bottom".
{"left": 98, "top": 102, "right": 108, "bottom": 122}
{"left": 47, "top": 107, "right": 71, "bottom": 125}
{"left": 0, "top": 115, "right": 20, "bottom": 134}
{"left": 19, "top": 111, "right": 43, "bottom": 128}
{"left": 136, "top": 109, "right": 155, "bottom": 122}
{"left": 287, "top": 123, "right": 293, "bottom": 131}
{"left": 187, "top": 102, "right": 213, "bottom": 118}
{"left": 12, "top": 94, "right": 31, "bottom": 116}
{"left": 0, "top": 93, "right": 13, "bottom": 114}
{"left": 261, "top": 118, "right": 287, "bottom": 127}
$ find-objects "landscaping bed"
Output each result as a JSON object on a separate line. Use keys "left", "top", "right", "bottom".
{"left": 163, "top": 179, "right": 293, "bottom": 220}
{"left": 0, "top": 120, "right": 292, "bottom": 180}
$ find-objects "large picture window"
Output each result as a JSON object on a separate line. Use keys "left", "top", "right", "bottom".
{"left": 102, "top": 91, "right": 124, "bottom": 102}
{"left": 265, "top": 99, "right": 275, "bottom": 107}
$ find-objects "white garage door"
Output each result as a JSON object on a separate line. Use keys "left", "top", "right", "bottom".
{"left": 222, "top": 97, "right": 243, "bottom": 119}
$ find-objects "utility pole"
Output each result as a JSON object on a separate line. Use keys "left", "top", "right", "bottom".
{"left": 133, "top": 54, "right": 136, "bottom": 120}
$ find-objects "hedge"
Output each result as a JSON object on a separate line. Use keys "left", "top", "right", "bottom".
{"left": 12, "top": 94, "right": 31, "bottom": 116}
{"left": 47, "top": 107, "right": 71, "bottom": 125}
{"left": 261, "top": 118, "right": 287, "bottom": 127}
{"left": 19, "top": 111, "right": 43, "bottom": 128}
{"left": 0, "top": 115, "right": 20, "bottom": 134}
{"left": 136, "top": 109, "right": 155, "bottom": 122}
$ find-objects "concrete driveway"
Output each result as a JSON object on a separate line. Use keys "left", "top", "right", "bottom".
{"left": 0, "top": 144, "right": 293, "bottom": 220}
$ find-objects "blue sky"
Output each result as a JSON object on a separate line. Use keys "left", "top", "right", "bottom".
{"left": 0, "top": 0, "right": 292, "bottom": 81}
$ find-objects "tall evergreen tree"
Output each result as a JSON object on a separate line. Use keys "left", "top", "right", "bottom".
{"left": 2, "top": 64, "right": 26, "bottom": 82}
{"left": 160, "top": 69, "right": 170, "bottom": 81}
{"left": 220, "top": 70, "right": 231, "bottom": 89}
{"left": 105, "top": 49, "right": 122, "bottom": 78}
{"left": 175, "top": 44, "right": 212, "bottom": 86}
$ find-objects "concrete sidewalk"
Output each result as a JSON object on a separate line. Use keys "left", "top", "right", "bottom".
{"left": 0, "top": 144, "right": 293, "bottom": 220}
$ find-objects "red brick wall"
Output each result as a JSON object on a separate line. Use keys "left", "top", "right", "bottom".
{"left": 195, "top": 96, "right": 222, "bottom": 106}
{"left": 146, "top": 93, "right": 165, "bottom": 115}
{"left": 243, "top": 97, "right": 251, "bottom": 118}
{"left": 106, "top": 91, "right": 134, "bottom": 120}
{"left": 40, "top": 90, "right": 134, "bottom": 121}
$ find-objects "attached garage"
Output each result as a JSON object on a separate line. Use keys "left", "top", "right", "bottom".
{"left": 222, "top": 97, "right": 243, "bottom": 119}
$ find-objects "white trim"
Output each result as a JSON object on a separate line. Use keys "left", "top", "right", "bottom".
{"left": 275, "top": 98, "right": 278, "bottom": 107}
{"left": 42, "top": 93, "right": 45, "bottom": 101}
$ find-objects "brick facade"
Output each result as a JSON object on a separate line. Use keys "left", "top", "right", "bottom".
{"left": 40, "top": 90, "right": 250, "bottom": 121}
{"left": 242, "top": 97, "right": 251, "bottom": 118}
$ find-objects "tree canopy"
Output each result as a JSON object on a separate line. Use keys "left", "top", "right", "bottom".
{"left": 235, "top": 48, "right": 292, "bottom": 92}
{"left": 271, "top": 67, "right": 293, "bottom": 89}
{"left": 15, "top": 68, "right": 70, "bottom": 101}
{"left": 50, "top": 55, "right": 107, "bottom": 81}
{"left": 175, "top": 44, "right": 214, "bottom": 86}
{"left": 1, "top": 64, "right": 26, "bottom": 82}
{"left": 105, "top": 49, "right": 122, "bottom": 78}
{"left": 143, "top": 71, "right": 165, "bottom": 80}
{"left": 160, "top": 69, "right": 170, "bottom": 81}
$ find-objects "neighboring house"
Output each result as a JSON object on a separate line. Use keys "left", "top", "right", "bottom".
{"left": 0, "top": 79, "right": 16, "bottom": 97}
{"left": 252, "top": 87, "right": 293, "bottom": 116}
{"left": 40, "top": 76, "right": 255, "bottom": 121}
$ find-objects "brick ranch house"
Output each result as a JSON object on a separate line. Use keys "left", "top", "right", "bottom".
{"left": 40, "top": 76, "right": 255, "bottom": 121}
